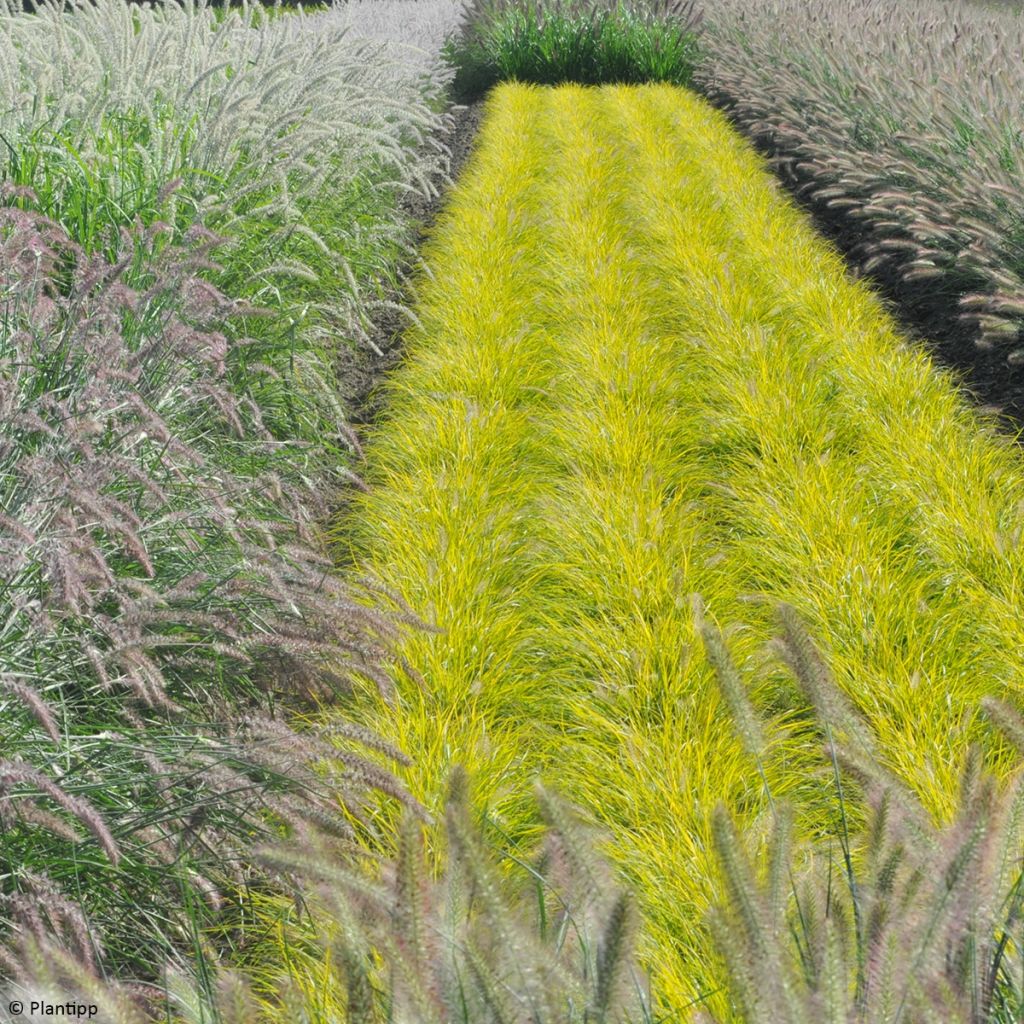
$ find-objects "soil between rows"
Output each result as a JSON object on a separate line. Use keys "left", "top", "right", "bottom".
{"left": 337, "top": 99, "right": 487, "bottom": 432}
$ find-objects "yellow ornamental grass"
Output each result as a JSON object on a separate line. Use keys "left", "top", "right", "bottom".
{"left": 330, "top": 82, "right": 1024, "bottom": 1019}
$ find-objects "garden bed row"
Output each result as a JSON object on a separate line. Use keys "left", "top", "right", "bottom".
{"left": 0, "top": 0, "right": 461, "bottom": 1010}
{"left": 337, "top": 80, "right": 1024, "bottom": 1020}
{"left": 693, "top": 0, "right": 1024, "bottom": 424}
{"left": 8, "top": 0, "right": 1024, "bottom": 1016}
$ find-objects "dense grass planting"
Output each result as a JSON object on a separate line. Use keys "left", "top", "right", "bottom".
{"left": 0, "top": 0, "right": 453, "bottom": 460}
{"left": 698, "top": 607, "right": 1024, "bottom": 1024}
{"left": 18, "top": 765, "right": 654, "bottom": 1023}
{"left": 0, "top": 0, "right": 456, "bottom": 1003}
{"left": 0, "top": 191, "right": 416, "bottom": 988}
{"left": 22, "top": 620, "right": 1024, "bottom": 1022}
{"left": 692, "top": 0, "right": 1024, "bottom": 376}
{"left": 329, "top": 81, "right": 1024, "bottom": 1019}
{"left": 444, "top": 0, "right": 701, "bottom": 101}
{"left": 11, "top": 0, "right": 1024, "bottom": 1018}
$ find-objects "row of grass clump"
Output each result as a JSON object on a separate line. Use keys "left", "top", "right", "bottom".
{"left": 12, "top": 0, "right": 1024, "bottom": 1019}
{"left": 0, "top": 0, "right": 452, "bottom": 1007}
{"left": 216, "top": 3, "right": 1024, "bottom": 1020}
{"left": 443, "top": 0, "right": 702, "bottom": 101}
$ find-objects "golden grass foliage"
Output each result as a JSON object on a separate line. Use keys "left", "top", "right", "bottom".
{"left": 329, "top": 82, "right": 1024, "bottom": 1019}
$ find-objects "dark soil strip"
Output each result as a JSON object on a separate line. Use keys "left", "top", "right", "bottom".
{"left": 337, "top": 100, "right": 487, "bottom": 431}
{"left": 699, "top": 93, "right": 1024, "bottom": 436}
{"left": 324, "top": 98, "right": 486, "bottom": 551}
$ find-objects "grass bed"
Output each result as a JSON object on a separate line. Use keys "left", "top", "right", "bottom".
{"left": 336, "top": 81, "right": 1024, "bottom": 1019}
{"left": 691, "top": 0, "right": 1024, "bottom": 390}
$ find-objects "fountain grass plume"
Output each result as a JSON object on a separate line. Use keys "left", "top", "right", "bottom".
{"left": 0, "top": 191, "right": 412, "bottom": 985}
{"left": 702, "top": 606, "right": 1024, "bottom": 1024}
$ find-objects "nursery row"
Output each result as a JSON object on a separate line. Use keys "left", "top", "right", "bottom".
{"left": 445, "top": 0, "right": 1024, "bottom": 407}
{"left": 0, "top": 0, "right": 459, "bottom": 1003}
{"left": 8, "top": 0, "right": 1024, "bottom": 1018}
{"left": 693, "top": 0, "right": 1024, "bottom": 385}
{"left": 334, "top": 81, "right": 1024, "bottom": 1020}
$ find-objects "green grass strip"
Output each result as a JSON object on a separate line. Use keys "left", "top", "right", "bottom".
{"left": 336, "top": 81, "right": 1024, "bottom": 1018}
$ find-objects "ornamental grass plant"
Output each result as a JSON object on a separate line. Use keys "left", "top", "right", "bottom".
{"left": 0, "top": 0, "right": 449, "bottom": 226}
{"left": 0, "top": 191, "right": 419, "bottom": 990}
{"left": 330, "top": 81, "right": 1024, "bottom": 1018}
{"left": 0, "top": 0, "right": 455, "bottom": 999}
{"left": 692, "top": 0, "right": 1024, "bottom": 370}
{"left": 3, "top": 769, "right": 651, "bottom": 1024}
{"left": 248, "top": 768, "right": 651, "bottom": 1024}
{"left": 16, "top": 606, "right": 1024, "bottom": 1023}
{"left": 443, "top": 0, "right": 702, "bottom": 101}
{"left": 0, "top": 0, "right": 452, "bottom": 456}
{"left": 700, "top": 605, "right": 1024, "bottom": 1024}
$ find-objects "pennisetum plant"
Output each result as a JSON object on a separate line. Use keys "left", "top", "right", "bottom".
{"left": 692, "top": 0, "right": 1024, "bottom": 370}
{"left": 0, "top": 188, "right": 418, "bottom": 989}
{"left": 0, "top": 0, "right": 454, "bottom": 468}
{"left": 0, "top": 0, "right": 458, "bottom": 995}
{"left": 202, "top": 766, "right": 652, "bottom": 1023}
{"left": 697, "top": 600, "right": 1024, "bottom": 1024}
{"left": 0, "top": 767, "right": 654, "bottom": 1023}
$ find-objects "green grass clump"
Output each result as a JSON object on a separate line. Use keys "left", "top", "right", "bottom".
{"left": 443, "top": 0, "right": 702, "bottom": 101}
{"left": 331, "top": 81, "right": 1024, "bottom": 1019}
{"left": 0, "top": 105, "right": 201, "bottom": 259}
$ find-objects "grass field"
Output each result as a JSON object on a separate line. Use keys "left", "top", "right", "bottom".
{"left": 9, "top": 0, "right": 1024, "bottom": 1016}
{"left": 0, "top": 0, "right": 460, "bottom": 1003}
{"left": 335, "top": 80, "right": 1024, "bottom": 1019}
